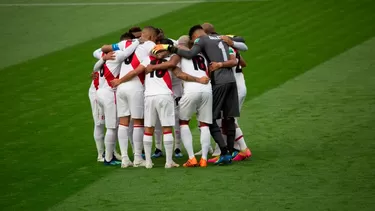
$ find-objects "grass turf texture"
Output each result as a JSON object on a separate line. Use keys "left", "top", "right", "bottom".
{"left": 1, "top": 0, "right": 375, "bottom": 210}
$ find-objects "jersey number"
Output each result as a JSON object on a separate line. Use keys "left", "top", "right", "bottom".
{"left": 218, "top": 41, "right": 228, "bottom": 61}
{"left": 192, "top": 55, "right": 207, "bottom": 71}
{"left": 124, "top": 53, "right": 134, "bottom": 65}
{"left": 150, "top": 59, "right": 168, "bottom": 78}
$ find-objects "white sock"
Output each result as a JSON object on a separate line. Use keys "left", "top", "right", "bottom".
{"left": 118, "top": 125, "right": 129, "bottom": 159}
{"left": 133, "top": 125, "right": 144, "bottom": 161}
{"left": 143, "top": 133, "right": 153, "bottom": 163}
{"left": 163, "top": 132, "right": 174, "bottom": 164}
{"left": 154, "top": 123, "right": 162, "bottom": 150}
{"left": 94, "top": 124, "right": 105, "bottom": 156}
{"left": 104, "top": 128, "right": 117, "bottom": 162}
{"left": 235, "top": 127, "right": 248, "bottom": 150}
{"left": 174, "top": 122, "right": 181, "bottom": 150}
{"left": 128, "top": 121, "right": 134, "bottom": 151}
{"left": 180, "top": 125, "right": 194, "bottom": 159}
{"left": 200, "top": 126, "right": 211, "bottom": 160}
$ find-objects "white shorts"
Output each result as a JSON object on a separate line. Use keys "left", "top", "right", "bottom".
{"left": 116, "top": 84, "right": 144, "bottom": 119}
{"left": 96, "top": 88, "right": 118, "bottom": 129}
{"left": 235, "top": 73, "right": 247, "bottom": 110}
{"left": 144, "top": 95, "right": 175, "bottom": 127}
{"left": 88, "top": 86, "right": 97, "bottom": 121}
{"left": 179, "top": 92, "right": 213, "bottom": 124}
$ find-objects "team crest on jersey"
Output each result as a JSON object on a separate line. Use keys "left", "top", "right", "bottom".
{"left": 194, "top": 38, "right": 200, "bottom": 44}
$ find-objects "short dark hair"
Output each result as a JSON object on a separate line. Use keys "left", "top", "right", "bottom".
{"left": 119, "top": 32, "right": 135, "bottom": 41}
{"left": 143, "top": 26, "right": 159, "bottom": 37}
{"left": 159, "top": 38, "right": 174, "bottom": 45}
{"left": 128, "top": 26, "right": 142, "bottom": 33}
{"left": 189, "top": 25, "right": 204, "bottom": 39}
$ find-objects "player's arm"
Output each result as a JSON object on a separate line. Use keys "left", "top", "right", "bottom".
{"left": 221, "top": 36, "right": 248, "bottom": 51}
{"left": 172, "top": 67, "right": 209, "bottom": 84}
{"left": 209, "top": 53, "right": 237, "bottom": 72}
{"left": 93, "top": 48, "right": 103, "bottom": 59}
{"left": 147, "top": 54, "right": 181, "bottom": 71}
{"left": 239, "top": 55, "right": 247, "bottom": 67}
{"left": 92, "top": 52, "right": 115, "bottom": 72}
{"left": 114, "top": 40, "right": 140, "bottom": 61}
{"left": 110, "top": 64, "right": 146, "bottom": 87}
{"left": 101, "top": 40, "right": 127, "bottom": 53}
{"left": 175, "top": 45, "right": 202, "bottom": 59}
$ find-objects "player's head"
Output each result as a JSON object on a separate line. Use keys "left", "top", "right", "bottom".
{"left": 177, "top": 35, "right": 190, "bottom": 49}
{"left": 188, "top": 25, "right": 206, "bottom": 42}
{"left": 141, "top": 26, "right": 159, "bottom": 42}
{"left": 201, "top": 22, "right": 216, "bottom": 35}
{"left": 128, "top": 26, "right": 142, "bottom": 38}
{"left": 119, "top": 32, "right": 135, "bottom": 41}
{"left": 152, "top": 39, "right": 173, "bottom": 59}
{"left": 155, "top": 28, "right": 165, "bottom": 43}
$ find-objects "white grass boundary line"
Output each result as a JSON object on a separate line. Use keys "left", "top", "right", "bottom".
{"left": 0, "top": 0, "right": 267, "bottom": 7}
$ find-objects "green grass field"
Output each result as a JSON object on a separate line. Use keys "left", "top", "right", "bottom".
{"left": 1, "top": 0, "right": 375, "bottom": 210}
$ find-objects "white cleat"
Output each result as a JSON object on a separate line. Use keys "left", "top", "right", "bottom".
{"left": 97, "top": 156, "right": 104, "bottom": 162}
{"left": 121, "top": 159, "right": 133, "bottom": 168}
{"left": 208, "top": 146, "right": 214, "bottom": 154}
{"left": 114, "top": 151, "right": 122, "bottom": 160}
{"left": 133, "top": 159, "right": 146, "bottom": 167}
{"left": 145, "top": 161, "right": 154, "bottom": 169}
{"left": 165, "top": 161, "right": 180, "bottom": 169}
{"left": 194, "top": 150, "right": 202, "bottom": 156}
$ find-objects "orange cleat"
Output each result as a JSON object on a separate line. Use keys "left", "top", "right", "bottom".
{"left": 183, "top": 157, "right": 198, "bottom": 167}
{"left": 233, "top": 148, "right": 252, "bottom": 161}
{"left": 208, "top": 156, "right": 220, "bottom": 163}
{"left": 199, "top": 158, "right": 207, "bottom": 167}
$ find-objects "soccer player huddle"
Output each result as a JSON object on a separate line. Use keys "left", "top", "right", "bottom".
{"left": 88, "top": 23, "right": 252, "bottom": 169}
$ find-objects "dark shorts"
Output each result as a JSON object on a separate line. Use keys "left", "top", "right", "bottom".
{"left": 212, "top": 82, "right": 240, "bottom": 119}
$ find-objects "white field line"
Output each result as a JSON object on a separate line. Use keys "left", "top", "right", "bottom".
{"left": 0, "top": 0, "right": 267, "bottom": 7}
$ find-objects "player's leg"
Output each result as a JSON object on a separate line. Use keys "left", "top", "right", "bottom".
{"left": 98, "top": 89, "right": 120, "bottom": 165}
{"left": 179, "top": 93, "right": 198, "bottom": 167}
{"left": 209, "top": 84, "right": 230, "bottom": 165}
{"left": 174, "top": 96, "right": 183, "bottom": 158}
{"left": 128, "top": 119, "right": 134, "bottom": 152}
{"left": 129, "top": 89, "right": 146, "bottom": 166}
{"left": 222, "top": 82, "right": 240, "bottom": 158}
{"left": 143, "top": 96, "right": 157, "bottom": 168}
{"left": 116, "top": 87, "right": 133, "bottom": 168}
{"left": 152, "top": 117, "right": 163, "bottom": 158}
{"left": 158, "top": 95, "right": 179, "bottom": 168}
{"left": 197, "top": 92, "right": 213, "bottom": 167}
{"left": 91, "top": 90, "right": 105, "bottom": 161}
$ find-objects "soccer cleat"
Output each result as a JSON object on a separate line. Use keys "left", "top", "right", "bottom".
{"left": 214, "top": 154, "right": 232, "bottom": 165}
{"left": 145, "top": 161, "right": 154, "bottom": 169}
{"left": 208, "top": 156, "right": 220, "bottom": 163}
{"left": 183, "top": 157, "right": 198, "bottom": 167}
{"left": 165, "top": 161, "right": 180, "bottom": 168}
{"left": 212, "top": 147, "right": 221, "bottom": 157}
{"left": 194, "top": 150, "right": 202, "bottom": 156}
{"left": 208, "top": 146, "right": 214, "bottom": 154}
{"left": 97, "top": 154, "right": 104, "bottom": 162}
{"left": 199, "top": 158, "right": 207, "bottom": 167}
{"left": 114, "top": 151, "right": 122, "bottom": 161}
{"left": 133, "top": 159, "right": 147, "bottom": 167}
{"left": 121, "top": 159, "right": 133, "bottom": 168}
{"left": 233, "top": 148, "right": 252, "bottom": 161}
{"left": 174, "top": 148, "right": 183, "bottom": 158}
{"left": 104, "top": 156, "right": 121, "bottom": 166}
{"left": 231, "top": 151, "right": 239, "bottom": 159}
{"left": 152, "top": 148, "right": 163, "bottom": 158}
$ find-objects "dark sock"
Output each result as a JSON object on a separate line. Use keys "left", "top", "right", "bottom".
{"left": 209, "top": 120, "right": 227, "bottom": 148}
{"left": 220, "top": 147, "right": 228, "bottom": 156}
{"left": 225, "top": 118, "right": 236, "bottom": 154}
{"left": 174, "top": 148, "right": 181, "bottom": 154}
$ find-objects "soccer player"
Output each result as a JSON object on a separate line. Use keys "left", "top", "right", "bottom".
{"left": 166, "top": 25, "right": 238, "bottom": 165}
{"left": 150, "top": 35, "right": 213, "bottom": 167}
{"left": 109, "top": 26, "right": 158, "bottom": 168}
{"left": 201, "top": 23, "right": 252, "bottom": 161}
{"left": 92, "top": 38, "right": 139, "bottom": 165}
{"left": 112, "top": 39, "right": 209, "bottom": 168}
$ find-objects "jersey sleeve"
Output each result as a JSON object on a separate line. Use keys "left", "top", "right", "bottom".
{"left": 193, "top": 36, "right": 206, "bottom": 47}
{"left": 114, "top": 40, "right": 140, "bottom": 62}
{"left": 229, "top": 47, "right": 235, "bottom": 55}
{"left": 140, "top": 57, "right": 151, "bottom": 67}
{"left": 139, "top": 41, "right": 156, "bottom": 62}
{"left": 93, "top": 48, "right": 103, "bottom": 60}
{"left": 111, "top": 40, "right": 127, "bottom": 51}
